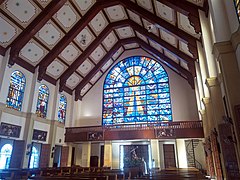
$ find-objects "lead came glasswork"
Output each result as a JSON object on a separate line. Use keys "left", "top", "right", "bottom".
{"left": 36, "top": 85, "right": 49, "bottom": 118}
{"left": 6, "top": 71, "right": 26, "bottom": 111}
{"left": 102, "top": 56, "right": 172, "bottom": 125}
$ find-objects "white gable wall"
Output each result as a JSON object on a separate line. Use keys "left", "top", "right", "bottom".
{"left": 78, "top": 49, "right": 199, "bottom": 126}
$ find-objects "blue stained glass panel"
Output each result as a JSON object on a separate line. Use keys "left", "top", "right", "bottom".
{"left": 36, "top": 85, "right": 49, "bottom": 118}
{"left": 58, "top": 95, "right": 67, "bottom": 123}
{"left": 6, "top": 71, "right": 26, "bottom": 111}
{"left": 102, "top": 56, "right": 172, "bottom": 125}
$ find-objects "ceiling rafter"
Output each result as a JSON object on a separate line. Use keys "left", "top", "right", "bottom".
{"left": 58, "top": 20, "right": 131, "bottom": 92}
{"left": 74, "top": 38, "right": 136, "bottom": 101}
{"left": 8, "top": 0, "right": 67, "bottom": 66}
{"left": 0, "top": 46, "right": 6, "bottom": 56}
{"left": 117, "top": 0, "right": 199, "bottom": 47}
{"left": 57, "top": 19, "right": 196, "bottom": 92}
{"left": 128, "top": 20, "right": 197, "bottom": 63}
{"left": 157, "top": 0, "right": 201, "bottom": 33}
{"left": 74, "top": 37, "right": 194, "bottom": 101}
{"left": 37, "top": 1, "right": 121, "bottom": 81}
{"left": 138, "top": 39, "right": 194, "bottom": 88}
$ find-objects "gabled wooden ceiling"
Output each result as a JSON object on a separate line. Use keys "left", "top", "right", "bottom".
{"left": 0, "top": 0, "right": 208, "bottom": 100}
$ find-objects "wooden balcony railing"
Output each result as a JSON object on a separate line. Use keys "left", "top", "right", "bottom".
{"left": 65, "top": 121, "right": 204, "bottom": 142}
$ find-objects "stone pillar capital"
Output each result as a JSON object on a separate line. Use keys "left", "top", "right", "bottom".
{"left": 213, "top": 41, "right": 233, "bottom": 61}
{"left": 206, "top": 77, "right": 220, "bottom": 88}
{"left": 202, "top": 97, "right": 211, "bottom": 105}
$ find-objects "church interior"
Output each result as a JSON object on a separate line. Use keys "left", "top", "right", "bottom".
{"left": 0, "top": 0, "right": 240, "bottom": 179}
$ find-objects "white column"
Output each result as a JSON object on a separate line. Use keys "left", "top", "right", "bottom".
{"left": 82, "top": 142, "right": 91, "bottom": 167}
{"left": 197, "top": 42, "right": 210, "bottom": 98}
{"left": 176, "top": 139, "right": 188, "bottom": 168}
{"left": 104, "top": 141, "right": 112, "bottom": 167}
{"left": 51, "top": 80, "right": 60, "bottom": 121}
{"left": 0, "top": 48, "right": 10, "bottom": 91}
{"left": 150, "top": 139, "right": 160, "bottom": 169}
{"left": 199, "top": 11, "right": 218, "bottom": 77}
{"left": 208, "top": 0, "right": 231, "bottom": 42}
{"left": 195, "top": 62, "right": 205, "bottom": 109}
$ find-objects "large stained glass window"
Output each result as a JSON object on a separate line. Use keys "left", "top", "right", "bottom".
{"left": 102, "top": 56, "right": 172, "bottom": 125}
{"left": 36, "top": 85, "right": 49, "bottom": 118}
{"left": 58, "top": 95, "right": 67, "bottom": 123}
{"left": 6, "top": 71, "right": 26, "bottom": 111}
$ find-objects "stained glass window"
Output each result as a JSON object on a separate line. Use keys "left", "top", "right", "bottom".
{"left": 234, "top": 0, "right": 240, "bottom": 21}
{"left": 6, "top": 71, "right": 26, "bottom": 111}
{"left": 102, "top": 56, "right": 172, "bottom": 125}
{"left": 58, "top": 95, "right": 67, "bottom": 123}
{"left": 36, "top": 85, "right": 49, "bottom": 118}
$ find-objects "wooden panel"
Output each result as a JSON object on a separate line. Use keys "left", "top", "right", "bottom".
{"left": 235, "top": 105, "right": 240, "bottom": 141}
{"left": 218, "top": 124, "right": 240, "bottom": 179}
{"left": 104, "top": 129, "right": 155, "bottom": 140}
{"left": 10, "top": 140, "right": 25, "bottom": 168}
{"left": 210, "top": 131, "right": 223, "bottom": 179}
{"left": 163, "top": 144, "right": 176, "bottom": 168}
{"left": 39, "top": 144, "right": 51, "bottom": 168}
{"left": 60, "top": 146, "right": 69, "bottom": 167}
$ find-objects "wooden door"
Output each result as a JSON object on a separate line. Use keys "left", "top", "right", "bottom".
{"left": 60, "top": 146, "right": 69, "bottom": 167}
{"left": 10, "top": 140, "right": 25, "bottom": 168}
{"left": 163, "top": 144, "right": 176, "bottom": 168}
{"left": 39, "top": 144, "right": 51, "bottom": 168}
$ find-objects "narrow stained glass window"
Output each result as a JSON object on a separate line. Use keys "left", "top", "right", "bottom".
{"left": 6, "top": 71, "right": 26, "bottom": 111}
{"left": 58, "top": 95, "right": 67, "bottom": 123}
{"left": 102, "top": 56, "right": 172, "bottom": 125}
{"left": 36, "top": 85, "right": 49, "bottom": 118}
{"left": 234, "top": 0, "right": 240, "bottom": 21}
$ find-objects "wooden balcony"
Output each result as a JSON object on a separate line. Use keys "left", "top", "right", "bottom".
{"left": 65, "top": 121, "right": 204, "bottom": 142}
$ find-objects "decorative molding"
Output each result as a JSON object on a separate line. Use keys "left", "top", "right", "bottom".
{"left": 206, "top": 77, "right": 220, "bottom": 88}
{"left": 212, "top": 41, "right": 234, "bottom": 61}
{"left": 202, "top": 97, "right": 211, "bottom": 105}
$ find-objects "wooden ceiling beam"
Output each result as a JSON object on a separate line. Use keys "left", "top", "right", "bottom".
{"left": 157, "top": 0, "right": 201, "bottom": 33}
{"left": 128, "top": 20, "right": 197, "bottom": 62}
{"left": 137, "top": 39, "right": 195, "bottom": 88}
{"left": 58, "top": 19, "right": 196, "bottom": 92}
{"left": 37, "top": 1, "right": 121, "bottom": 81}
{"left": 57, "top": 20, "right": 131, "bottom": 92}
{"left": 74, "top": 38, "right": 136, "bottom": 100}
{"left": 8, "top": 0, "right": 67, "bottom": 66}
{"left": 0, "top": 46, "right": 6, "bottom": 56}
{"left": 74, "top": 37, "right": 195, "bottom": 100}
{"left": 119, "top": 0, "right": 198, "bottom": 47}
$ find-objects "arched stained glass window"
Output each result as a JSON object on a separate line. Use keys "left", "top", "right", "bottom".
{"left": 29, "top": 146, "right": 39, "bottom": 169}
{"left": 6, "top": 71, "right": 26, "bottom": 111}
{"left": 36, "top": 85, "right": 49, "bottom": 118}
{"left": 0, "top": 144, "right": 12, "bottom": 169}
{"left": 102, "top": 56, "right": 172, "bottom": 125}
{"left": 58, "top": 95, "right": 67, "bottom": 123}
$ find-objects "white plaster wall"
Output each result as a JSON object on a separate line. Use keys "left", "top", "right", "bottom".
{"left": 55, "top": 126, "right": 65, "bottom": 145}
{"left": 33, "top": 121, "right": 50, "bottom": 143}
{"left": 79, "top": 49, "right": 199, "bottom": 126}
{"left": 224, "top": 0, "right": 239, "bottom": 34}
{"left": 176, "top": 139, "right": 188, "bottom": 168}
{"left": 0, "top": 112, "right": 26, "bottom": 140}
{"left": 0, "top": 64, "right": 33, "bottom": 113}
